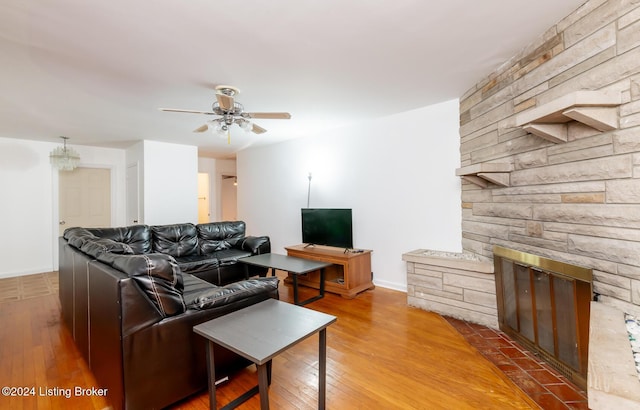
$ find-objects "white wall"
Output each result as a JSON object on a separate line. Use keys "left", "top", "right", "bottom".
{"left": 126, "top": 141, "right": 145, "bottom": 223}
{"left": 0, "top": 137, "right": 126, "bottom": 278}
{"left": 141, "top": 140, "right": 198, "bottom": 225}
{"left": 237, "top": 99, "right": 462, "bottom": 290}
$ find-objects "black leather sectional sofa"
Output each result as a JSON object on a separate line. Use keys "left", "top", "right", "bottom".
{"left": 59, "top": 221, "right": 277, "bottom": 409}
{"left": 78, "top": 221, "right": 271, "bottom": 285}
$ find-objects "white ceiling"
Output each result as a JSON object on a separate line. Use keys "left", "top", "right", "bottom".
{"left": 0, "top": 0, "right": 586, "bottom": 158}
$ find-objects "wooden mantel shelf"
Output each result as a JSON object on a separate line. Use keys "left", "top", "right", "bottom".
{"left": 515, "top": 91, "right": 621, "bottom": 143}
{"left": 456, "top": 163, "right": 513, "bottom": 188}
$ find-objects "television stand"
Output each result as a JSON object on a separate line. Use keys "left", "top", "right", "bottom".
{"left": 284, "top": 244, "right": 374, "bottom": 299}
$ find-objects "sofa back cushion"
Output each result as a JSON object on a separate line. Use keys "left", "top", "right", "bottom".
{"left": 85, "top": 225, "right": 152, "bottom": 254}
{"left": 64, "top": 227, "right": 97, "bottom": 249}
{"left": 151, "top": 223, "right": 198, "bottom": 257}
{"left": 96, "top": 252, "right": 186, "bottom": 317}
{"left": 80, "top": 238, "right": 135, "bottom": 257}
{"left": 197, "top": 221, "right": 246, "bottom": 254}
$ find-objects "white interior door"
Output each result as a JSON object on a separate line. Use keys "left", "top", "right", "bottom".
{"left": 126, "top": 163, "right": 140, "bottom": 224}
{"left": 59, "top": 167, "right": 111, "bottom": 235}
{"left": 198, "top": 172, "right": 210, "bottom": 224}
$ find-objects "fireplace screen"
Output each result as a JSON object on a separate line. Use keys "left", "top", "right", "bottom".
{"left": 493, "top": 246, "right": 593, "bottom": 389}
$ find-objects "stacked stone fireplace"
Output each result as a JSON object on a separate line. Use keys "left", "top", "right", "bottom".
{"left": 455, "top": 0, "right": 640, "bottom": 318}
{"left": 407, "top": 0, "right": 640, "bottom": 407}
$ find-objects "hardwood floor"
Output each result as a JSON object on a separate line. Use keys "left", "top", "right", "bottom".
{"left": 0, "top": 271, "right": 542, "bottom": 409}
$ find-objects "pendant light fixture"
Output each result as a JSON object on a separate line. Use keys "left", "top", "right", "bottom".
{"left": 50, "top": 136, "right": 80, "bottom": 171}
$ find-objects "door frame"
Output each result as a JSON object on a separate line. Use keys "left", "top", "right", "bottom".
{"left": 52, "top": 163, "right": 117, "bottom": 268}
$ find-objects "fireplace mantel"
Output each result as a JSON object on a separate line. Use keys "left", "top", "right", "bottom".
{"left": 514, "top": 90, "right": 621, "bottom": 143}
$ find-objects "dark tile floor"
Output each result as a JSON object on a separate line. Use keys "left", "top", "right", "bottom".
{"left": 445, "top": 317, "right": 589, "bottom": 410}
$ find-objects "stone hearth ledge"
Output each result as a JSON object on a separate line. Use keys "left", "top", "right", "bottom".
{"left": 588, "top": 301, "right": 640, "bottom": 410}
{"left": 403, "top": 249, "right": 497, "bottom": 328}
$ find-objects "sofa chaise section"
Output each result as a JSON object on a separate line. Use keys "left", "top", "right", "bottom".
{"left": 58, "top": 221, "right": 278, "bottom": 409}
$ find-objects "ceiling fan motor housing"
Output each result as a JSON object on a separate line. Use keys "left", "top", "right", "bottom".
{"left": 212, "top": 101, "right": 244, "bottom": 115}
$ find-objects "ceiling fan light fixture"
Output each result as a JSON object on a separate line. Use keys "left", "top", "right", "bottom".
{"left": 239, "top": 120, "right": 253, "bottom": 133}
{"left": 211, "top": 122, "right": 227, "bottom": 140}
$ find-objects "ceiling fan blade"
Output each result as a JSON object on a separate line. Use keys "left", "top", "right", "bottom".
{"left": 216, "top": 93, "right": 235, "bottom": 111}
{"left": 193, "top": 124, "right": 209, "bottom": 133}
{"left": 246, "top": 112, "right": 291, "bottom": 119}
{"left": 159, "top": 108, "right": 216, "bottom": 115}
{"left": 251, "top": 123, "right": 267, "bottom": 134}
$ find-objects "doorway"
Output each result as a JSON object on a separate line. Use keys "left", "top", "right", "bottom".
{"left": 221, "top": 175, "right": 237, "bottom": 221}
{"left": 198, "top": 172, "right": 210, "bottom": 224}
{"left": 58, "top": 167, "right": 111, "bottom": 235}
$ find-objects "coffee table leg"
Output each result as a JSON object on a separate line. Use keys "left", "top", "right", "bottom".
{"left": 319, "top": 328, "right": 327, "bottom": 410}
{"left": 206, "top": 341, "right": 217, "bottom": 409}
{"left": 319, "top": 267, "right": 326, "bottom": 298}
{"left": 292, "top": 272, "right": 299, "bottom": 305}
{"left": 257, "top": 362, "right": 270, "bottom": 409}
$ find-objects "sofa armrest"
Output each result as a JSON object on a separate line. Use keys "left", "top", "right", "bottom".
{"left": 240, "top": 236, "right": 271, "bottom": 255}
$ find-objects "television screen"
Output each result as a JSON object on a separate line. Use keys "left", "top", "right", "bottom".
{"left": 301, "top": 208, "right": 353, "bottom": 249}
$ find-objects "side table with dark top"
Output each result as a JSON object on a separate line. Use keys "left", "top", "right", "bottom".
{"left": 239, "top": 253, "right": 333, "bottom": 305}
{"left": 193, "top": 298, "right": 337, "bottom": 410}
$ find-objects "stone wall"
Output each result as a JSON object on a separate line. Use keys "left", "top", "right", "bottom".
{"left": 459, "top": 0, "right": 640, "bottom": 315}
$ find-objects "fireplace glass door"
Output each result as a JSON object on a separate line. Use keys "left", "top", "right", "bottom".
{"left": 494, "top": 246, "right": 592, "bottom": 390}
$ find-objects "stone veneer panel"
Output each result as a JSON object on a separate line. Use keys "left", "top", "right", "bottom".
{"left": 458, "top": 0, "right": 640, "bottom": 316}
{"left": 403, "top": 250, "right": 497, "bottom": 328}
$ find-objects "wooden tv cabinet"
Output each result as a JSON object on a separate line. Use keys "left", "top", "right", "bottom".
{"left": 284, "top": 244, "right": 374, "bottom": 299}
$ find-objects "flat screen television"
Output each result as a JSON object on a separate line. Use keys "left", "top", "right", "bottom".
{"left": 301, "top": 208, "right": 353, "bottom": 249}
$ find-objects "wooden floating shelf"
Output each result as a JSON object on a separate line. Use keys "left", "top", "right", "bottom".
{"left": 456, "top": 163, "right": 513, "bottom": 188}
{"left": 515, "top": 91, "right": 621, "bottom": 143}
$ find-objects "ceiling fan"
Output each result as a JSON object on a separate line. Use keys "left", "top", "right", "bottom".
{"left": 159, "top": 85, "right": 291, "bottom": 142}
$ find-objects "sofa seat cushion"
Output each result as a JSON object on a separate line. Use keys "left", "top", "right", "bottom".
{"left": 213, "top": 248, "right": 253, "bottom": 266}
{"left": 186, "top": 277, "right": 279, "bottom": 310}
{"left": 174, "top": 254, "right": 219, "bottom": 275}
{"left": 181, "top": 273, "right": 219, "bottom": 305}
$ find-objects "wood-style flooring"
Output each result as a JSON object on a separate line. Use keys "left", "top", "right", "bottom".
{"left": 0, "top": 271, "right": 579, "bottom": 409}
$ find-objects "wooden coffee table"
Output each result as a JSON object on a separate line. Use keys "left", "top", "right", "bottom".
{"left": 240, "top": 253, "right": 333, "bottom": 305}
{"left": 193, "top": 299, "right": 337, "bottom": 409}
